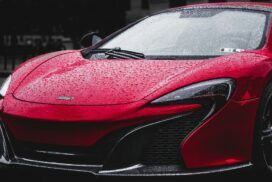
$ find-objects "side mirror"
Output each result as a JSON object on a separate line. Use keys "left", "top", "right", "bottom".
{"left": 80, "top": 32, "right": 102, "bottom": 48}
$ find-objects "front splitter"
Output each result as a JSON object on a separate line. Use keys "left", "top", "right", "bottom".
{"left": 0, "top": 156, "right": 253, "bottom": 177}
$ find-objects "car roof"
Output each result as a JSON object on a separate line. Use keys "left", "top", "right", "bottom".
{"left": 162, "top": 2, "right": 272, "bottom": 13}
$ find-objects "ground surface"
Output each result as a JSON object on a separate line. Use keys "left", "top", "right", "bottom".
{"left": 0, "top": 168, "right": 270, "bottom": 182}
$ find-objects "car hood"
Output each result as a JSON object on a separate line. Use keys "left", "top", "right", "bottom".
{"left": 13, "top": 51, "right": 207, "bottom": 105}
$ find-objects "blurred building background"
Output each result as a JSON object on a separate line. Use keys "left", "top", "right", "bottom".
{"left": 0, "top": 0, "right": 271, "bottom": 75}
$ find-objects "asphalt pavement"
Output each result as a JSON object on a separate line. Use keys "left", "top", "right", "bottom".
{"left": 0, "top": 167, "right": 271, "bottom": 182}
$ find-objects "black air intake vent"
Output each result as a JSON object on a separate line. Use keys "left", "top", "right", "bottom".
{"left": 141, "top": 109, "right": 208, "bottom": 166}
{"left": 141, "top": 118, "right": 199, "bottom": 165}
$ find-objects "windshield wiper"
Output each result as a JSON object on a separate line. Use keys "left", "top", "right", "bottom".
{"left": 81, "top": 47, "right": 145, "bottom": 59}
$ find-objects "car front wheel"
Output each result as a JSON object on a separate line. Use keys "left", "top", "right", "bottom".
{"left": 254, "top": 81, "right": 272, "bottom": 175}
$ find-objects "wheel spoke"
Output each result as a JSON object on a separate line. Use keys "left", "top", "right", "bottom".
{"left": 262, "top": 128, "right": 272, "bottom": 144}
{"left": 262, "top": 133, "right": 272, "bottom": 144}
{"left": 263, "top": 127, "right": 272, "bottom": 134}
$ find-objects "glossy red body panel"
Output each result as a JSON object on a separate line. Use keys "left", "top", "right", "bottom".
{"left": 179, "top": 2, "right": 272, "bottom": 10}
{"left": 3, "top": 94, "right": 201, "bottom": 146}
{"left": 182, "top": 99, "right": 259, "bottom": 168}
{"left": 13, "top": 52, "right": 205, "bottom": 105}
{"left": 11, "top": 52, "right": 272, "bottom": 105}
{"left": 2, "top": 2, "right": 272, "bottom": 170}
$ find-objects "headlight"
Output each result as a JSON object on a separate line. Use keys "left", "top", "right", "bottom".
{"left": 0, "top": 75, "right": 12, "bottom": 98}
{"left": 151, "top": 78, "right": 235, "bottom": 110}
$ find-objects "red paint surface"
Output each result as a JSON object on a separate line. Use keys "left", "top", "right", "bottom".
{"left": 182, "top": 99, "right": 259, "bottom": 169}
{"left": 3, "top": 98, "right": 201, "bottom": 147}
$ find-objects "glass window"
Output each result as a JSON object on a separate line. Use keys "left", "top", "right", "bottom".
{"left": 101, "top": 9, "right": 268, "bottom": 57}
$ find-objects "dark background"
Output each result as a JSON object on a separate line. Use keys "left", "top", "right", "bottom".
{"left": 0, "top": 0, "right": 270, "bottom": 76}
{"left": 0, "top": 0, "right": 271, "bottom": 181}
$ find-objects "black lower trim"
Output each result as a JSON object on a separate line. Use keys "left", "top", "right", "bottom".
{"left": 0, "top": 157, "right": 253, "bottom": 176}
{"left": 98, "top": 163, "right": 253, "bottom": 176}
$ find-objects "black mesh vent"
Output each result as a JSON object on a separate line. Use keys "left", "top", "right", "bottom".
{"left": 141, "top": 110, "right": 206, "bottom": 165}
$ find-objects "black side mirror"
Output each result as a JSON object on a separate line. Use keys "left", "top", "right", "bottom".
{"left": 80, "top": 32, "right": 102, "bottom": 48}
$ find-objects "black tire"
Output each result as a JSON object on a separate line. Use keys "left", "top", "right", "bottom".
{"left": 253, "top": 81, "right": 272, "bottom": 175}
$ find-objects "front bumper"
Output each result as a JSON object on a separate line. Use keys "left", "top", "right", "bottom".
{"left": 0, "top": 98, "right": 258, "bottom": 176}
{"left": 0, "top": 123, "right": 252, "bottom": 176}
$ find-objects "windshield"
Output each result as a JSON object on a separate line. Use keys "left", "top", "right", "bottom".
{"left": 100, "top": 9, "right": 268, "bottom": 57}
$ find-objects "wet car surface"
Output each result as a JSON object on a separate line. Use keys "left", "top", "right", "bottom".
{"left": 2, "top": 2, "right": 272, "bottom": 178}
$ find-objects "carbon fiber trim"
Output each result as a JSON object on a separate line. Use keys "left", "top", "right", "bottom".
{"left": 98, "top": 163, "right": 253, "bottom": 176}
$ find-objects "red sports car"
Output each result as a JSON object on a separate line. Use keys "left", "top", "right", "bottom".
{"left": 1, "top": 2, "right": 272, "bottom": 176}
